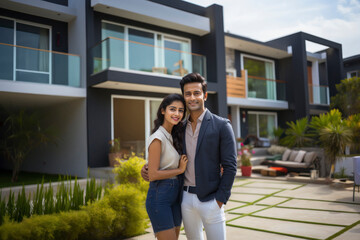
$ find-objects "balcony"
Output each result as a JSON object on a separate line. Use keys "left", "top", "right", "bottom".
{"left": 308, "top": 84, "right": 329, "bottom": 105}
{"left": 0, "top": 42, "right": 80, "bottom": 87}
{"left": 91, "top": 37, "right": 206, "bottom": 78}
{"left": 227, "top": 70, "right": 286, "bottom": 101}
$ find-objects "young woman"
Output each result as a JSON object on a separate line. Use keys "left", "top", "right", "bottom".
{"left": 146, "top": 94, "right": 188, "bottom": 240}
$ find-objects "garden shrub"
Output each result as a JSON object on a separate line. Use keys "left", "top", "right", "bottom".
{"left": 81, "top": 197, "right": 116, "bottom": 240}
{"left": 113, "top": 154, "right": 149, "bottom": 194}
{"left": 106, "top": 184, "right": 148, "bottom": 238}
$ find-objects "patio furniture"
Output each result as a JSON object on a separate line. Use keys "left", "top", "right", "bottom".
{"left": 262, "top": 149, "right": 319, "bottom": 173}
{"left": 353, "top": 156, "right": 360, "bottom": 201}
{"left": 261, "top": 167, "right": 288, "bottom": 177}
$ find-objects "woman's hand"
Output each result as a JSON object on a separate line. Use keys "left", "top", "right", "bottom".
{"left": 179, "top": 154, "right": 188, "bottom": 173}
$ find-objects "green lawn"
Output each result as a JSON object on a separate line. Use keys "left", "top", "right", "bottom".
{"left": 0, "top": 169, "right": 77, "bottom": 188}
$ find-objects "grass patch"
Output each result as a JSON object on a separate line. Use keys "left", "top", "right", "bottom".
{"left": 0, "top": 169, "right": 77, "bottom": 188}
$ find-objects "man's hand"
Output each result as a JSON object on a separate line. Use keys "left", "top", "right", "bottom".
{"left": 216, "top": 200, "right": 223, "bottom": 208}
{"left": 141, "top": 164, "right": 149, "bottom": 182}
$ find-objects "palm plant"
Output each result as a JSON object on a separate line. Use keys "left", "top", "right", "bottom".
{"left": 309, "top": 109, "right": 343, "bottom": 143}
{"left": 0, "top": 109, "right": 56, "bottom": 182}
{"left": 318, "top": 123, "right": 352, "bottom": 178}
{"left": 272, "top": 127, "right": 284, "bottom": 145}
{"left": 280, "top": 117, "right": 312, "bottom": 148}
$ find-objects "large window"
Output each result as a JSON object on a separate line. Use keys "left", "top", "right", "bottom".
{"left": 247, "top": 112, "right": 277, "bottom": 139}
{"left": 101, "top": 21, "right": 192, "bottom": 75}
{"left": 0, "top": 17, "right": 51, "bottom": 83}
{"left": 112, "top": 96, "right": 161, "bottom": 158}
{"left": 242, "top": 55, "right": 276, "bottom": 100}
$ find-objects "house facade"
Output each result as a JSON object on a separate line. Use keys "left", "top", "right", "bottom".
{"left": 0, "top": 0, "right": 346, "bottom": 177}
{"left": 225, "top": 32, "right": 344, "bottom": 141}
{"left": 343, "top": 54, "right": 360, "bottom": 79}
{"left": 0, "top": 0, "right": 88, "bottom": 177}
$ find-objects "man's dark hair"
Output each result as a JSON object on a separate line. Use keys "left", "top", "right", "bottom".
{"left": 179, "top": 73, "right": 207, "bottom": 94}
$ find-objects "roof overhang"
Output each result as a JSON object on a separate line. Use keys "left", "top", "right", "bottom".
{"left": 225, "top": 35, "right": 291, "bottom": 59}
{"left": 93, "top": 81, "right": 181, "bottom": 94}
{"left": 91, "top": 0, "right": 210, "bottom": 36}
{"left": 228, "top": 97, "right": 288, "bottom": 110}
{"left": 0, "top": 0, "right": 76, "bottom": 22}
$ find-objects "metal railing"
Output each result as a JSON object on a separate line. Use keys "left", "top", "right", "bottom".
{"left": 91, "top": 37, "right": 206, "bottom": 78}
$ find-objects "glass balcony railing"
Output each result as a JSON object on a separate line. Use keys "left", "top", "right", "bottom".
{"left": 0, "top": 42, "right": 80, "bottom": 87}
{"left": 247, "top": 75, "right": 286, "bottom": 101}
{"left": 91, "top": 37, "right": 206, "bottom": 78}
{"left": 308, "top": 84, "right": 329, "bottom": 105}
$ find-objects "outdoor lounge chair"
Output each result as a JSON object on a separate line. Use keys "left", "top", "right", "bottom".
{"left": 353, "top": 156, "right": 360, "bottom": 201}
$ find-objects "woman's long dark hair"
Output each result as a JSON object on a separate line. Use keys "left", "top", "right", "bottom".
{"left": 152, "top": 94, "right": 186, "bottom": 154}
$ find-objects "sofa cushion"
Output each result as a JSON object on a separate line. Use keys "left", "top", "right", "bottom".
{"left": 288, "top": 150, "right": 299, "bottom": 162}
{"left": 273, "top": 160, "right": 308, "bottom": 168}
{"left": 304, "top": 151, "right": 317, "bottom": 165}
{"left": 294, "top": 150, "right": 306, "bottom": 163}
{"left": 282, "top": 149, "right": 292, "bottom": 161}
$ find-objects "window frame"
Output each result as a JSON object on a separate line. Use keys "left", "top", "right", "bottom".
{"left": 0, "top": 15, "right": 52, "bottom": 83}
{"left": 247, "top": 111, "right": 278, "bottom": 139}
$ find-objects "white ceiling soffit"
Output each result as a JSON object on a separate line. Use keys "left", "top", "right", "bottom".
{"left": 225, "top": 36, "right": 291, "bottom": 59}
{"left": 91, "top": 0, "right": 210, "bottom": 36}
{"left": 227, "top": 97, "right": 289, "bottom": 110}
{"left": 93, "top": 81, "right": 182, "bottom": 94}
{"left": 0, "top": 0, "right": 76, "bottom": 22}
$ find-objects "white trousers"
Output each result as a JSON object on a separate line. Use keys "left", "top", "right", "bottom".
{"left": 181, "top": 191, "right": 226, "bottom": 240}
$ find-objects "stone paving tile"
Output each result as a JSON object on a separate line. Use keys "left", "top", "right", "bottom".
{"left": 226, "top": 225, "right": 301, "bottom": 240}
{"left": 232, "top": 186, "right": 282, "bottom": 195}
{"left": 255, "top": 196, "right": 289, "bottom": 206}
{"left": 333, "top": 223, "right": 360, "bottom": 240}
{"left": 276, "top": 184, "right": 355, "bottom": 202}
{"left": 245, "top": 181, "right": 302, "bottom": 190}
{"left": 225, "top": 200, "right": 247, "bottom": 211}
{"left": 253, "top": 207, "right": 360, "bottom": 225}
{"left": 229, "top": 216, "right": 344, "bottom": 239}
{"left": 229, "top": 205, "right": 268, "bottom": 214}
{"left": 278, "top": 198, "right": 360, "bottom": 212}
{"left": 229, "top": 193, "right": 266, "bottom": 203}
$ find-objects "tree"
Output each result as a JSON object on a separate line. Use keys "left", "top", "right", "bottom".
{"left": 280, "top": 117, "right": 312, "bottom": 148}
{"left": 0, "top": 109, "right": 56, "bottom": 182}
{"left": 330, "top": 77, "right": 360, "bottom": 117}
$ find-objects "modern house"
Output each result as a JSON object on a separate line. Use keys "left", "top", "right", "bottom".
{"left": 0, "top": 0, "right": 88, "bottom": 177}
{"left": 0, "top": 0, "right": 346, "bottom": 177}
{"left": 225, "top": 32, "right": 344, "bottom": 141}
{"left": 0, "top": 0, "right": 227, "bottom": 175}
{"left": 85, "top": 0, "right": 227, "bottom": 168}
{"left": 343, "top": 54, "right": 360, "bottom": 79}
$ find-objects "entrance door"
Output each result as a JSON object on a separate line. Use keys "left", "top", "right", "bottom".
{"left": 112, "top": 97, "right": 161, "bottom": 158}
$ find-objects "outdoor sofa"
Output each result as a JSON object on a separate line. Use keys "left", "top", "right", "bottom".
{"left": 262, "top": 149, "right": 319, "bottom": 173}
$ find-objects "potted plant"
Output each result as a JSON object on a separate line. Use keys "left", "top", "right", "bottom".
{"left": 108, "top": 137, "right": 122, "bottom": 167}
{"left": 238, "top": 143, "right": 253, "bottom": 177}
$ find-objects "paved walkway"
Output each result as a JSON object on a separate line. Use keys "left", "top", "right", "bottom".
{"left": 128, "top": 172, "right": 360, "bottom": 240}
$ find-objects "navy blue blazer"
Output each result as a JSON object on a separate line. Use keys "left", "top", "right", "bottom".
{"left": 181, "top": 110, "right": 237, "bottom": 204}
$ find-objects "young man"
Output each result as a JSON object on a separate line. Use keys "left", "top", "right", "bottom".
{"left": 142, "top": 73, "right": 237, "bottom": 240}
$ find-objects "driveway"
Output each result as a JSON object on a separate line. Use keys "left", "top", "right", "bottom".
{"left": 128, "top": 174, "right": 360, "bottom": 240}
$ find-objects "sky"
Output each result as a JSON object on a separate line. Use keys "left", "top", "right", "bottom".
{"left": 189, "top": 0, "right": 360, "bottom": 58}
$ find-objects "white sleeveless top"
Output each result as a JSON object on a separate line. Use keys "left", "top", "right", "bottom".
{"left": 147, "top": 126, "right": 180, "bottom": 170}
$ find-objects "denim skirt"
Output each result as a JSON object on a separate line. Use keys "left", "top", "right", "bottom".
{"left": 146, "top": 178, "right": 182, "bottom": 233}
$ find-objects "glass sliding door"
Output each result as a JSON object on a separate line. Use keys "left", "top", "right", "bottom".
{"left": 101, "top": 22, "right": 125, "bottom": 69}
{"left": 16, "top": 23, "right": 50, "bottom": 83}
{"left": 128, "top": 28, "right": 154, "bottom": 72}
{"left": 164, "top": 38, "right": 191, "bottom": 76}
{"left": 0, "top": 17, "right": 14, "bottom": 80}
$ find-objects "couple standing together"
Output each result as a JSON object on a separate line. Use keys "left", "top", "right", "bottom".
{"left": 141, "top": 73, "right": 237, "bottom": 240}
